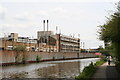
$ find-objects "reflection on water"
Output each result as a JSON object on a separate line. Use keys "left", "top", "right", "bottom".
{"left": 33, "top": 62, "right": 80, "bottom": 78}
{"left": 1, "top": 58, "right": 100, "bottom": 78}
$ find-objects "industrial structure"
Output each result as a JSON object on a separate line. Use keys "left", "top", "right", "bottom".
{"left": 37, "top": 31, "right": 80, "bottom": 52}
{"left": 1, "top": 31, "right": 80, "bottom": 53}
{"left": 0, "top": 20, "right": 80, "bottom": 52}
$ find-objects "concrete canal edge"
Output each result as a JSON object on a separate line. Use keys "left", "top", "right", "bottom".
{"left": 1, "top": 57, "right": 97, "bottom": 66}
{"left": 1, "top": 50, "right": 96, "bottom": 66}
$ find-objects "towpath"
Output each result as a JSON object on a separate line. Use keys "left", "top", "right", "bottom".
{"left": 92, "top": 61, "right": 120, "bottom": 80}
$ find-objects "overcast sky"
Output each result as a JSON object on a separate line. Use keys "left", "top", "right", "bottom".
{"left": 0, "top": 0, "right": 119, "bottom": 49}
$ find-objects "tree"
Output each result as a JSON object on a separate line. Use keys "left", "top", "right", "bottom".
{"left": 98, "top": 1, "right": 120, "bottom": 60}
{"left": 14, "top": 45, "right": 27, "bottom": 64}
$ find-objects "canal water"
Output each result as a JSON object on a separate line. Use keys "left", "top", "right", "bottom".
{"left": 1, "top": 58, "right": 100, "bottom": 78}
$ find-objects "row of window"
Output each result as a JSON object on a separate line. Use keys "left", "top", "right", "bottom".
{"left": 60, "top": 43, "right": 79, "bottom": 48}
{"left": 61, "top": 49, "right": 79, "bottom": 52}
{"left": 61, "top": 37, "right": 79, "bottom": 43}
{"left": 17, "top": 39, "right": 37, "bottom": 43}
{"left": 61, "top": 45, "right": 79, "bottom": 48}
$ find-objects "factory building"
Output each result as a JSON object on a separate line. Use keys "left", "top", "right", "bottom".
{"left": 1, "top": 31, "right": 80, "bottom": 53}
{"left": 1, "top": 20, "right": 80, "bottom": 52}
{"left": 37, "top": 31, "right": 80, "bottom": 52}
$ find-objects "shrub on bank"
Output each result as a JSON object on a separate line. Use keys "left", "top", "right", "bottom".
{"left": 75, "top": 63, "right": 96, "bottom": 80}
{"left": 115, "top": 61, "right": 120, "bottom": 73}
{"left": 75, "top": 62, "right": 96, "bottom": 80}
{"left": 36, "top": 55, "right": 41, "bottom": 63}
{"left": 75, "top": 60, "right": 106, "bottom": 80}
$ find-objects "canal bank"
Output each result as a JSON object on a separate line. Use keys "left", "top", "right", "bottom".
{"left": 1, "top": 58, "right": 100, "bottom": 79}
{"left": 75, "top": 59, "right": 120, "bottom": 80}
{"left": 75, "top": 59, "right": 106, "bottom": 80}
{"left": 1, "top": 57, "right": 97, "bottom": 66}
{"left": 92, "top": 61, "right": 120, "bottom": 80}
{"left": 0, "top": 50, "right": 96, "bottom": 66}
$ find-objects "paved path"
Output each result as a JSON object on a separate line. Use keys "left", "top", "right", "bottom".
{"left": 92, "top": 61, "right": 120, "bottom": 80}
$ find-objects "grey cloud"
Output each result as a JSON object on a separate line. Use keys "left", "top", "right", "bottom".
{"left": 0, "top": 6, "right": 7, "bottom": 20}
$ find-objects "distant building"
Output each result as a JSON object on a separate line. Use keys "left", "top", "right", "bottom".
{"left": 1, "top": 31, "right": 80, "bottom": 53}
{"left": 37, "top": 31, "right": 80, "bottom": 52}
{"left": 1, "top": 33, "right": 38, "bottom": 51}
{"left": 8, "top": 33, "right": 18, "bottom": 42}
{"left": 17, "top": 37, "right": 29, "bottom": 43}
{"left": 37, "top": 31, "right": 54, "bottom": 44}
{"left": 55, "top": 34, "right": 80, "bottom": 52}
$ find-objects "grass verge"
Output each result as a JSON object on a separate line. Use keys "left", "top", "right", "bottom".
{"left": 75, "top": 59, "right": 106, "bottom": 80}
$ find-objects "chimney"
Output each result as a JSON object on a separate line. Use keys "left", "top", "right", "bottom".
{"left": 56, "top": 26, "right": 58, "bottom": 34}
{"left": 47, "top": 20, "right": 49, "bottom": 31}
{"left": 43, "top": 20, "right": 45, "bottom": 31}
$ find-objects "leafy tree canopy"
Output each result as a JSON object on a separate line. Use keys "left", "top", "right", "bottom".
{"left": 14, "top": 45, "right": 27, "bottom": 52}
{"left": 98, "top": 1, "right": 120, "bottom": 60}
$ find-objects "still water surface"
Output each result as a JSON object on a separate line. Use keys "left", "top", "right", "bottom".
{"left": 1, "top": 58, "right": 100, "bottom": 78}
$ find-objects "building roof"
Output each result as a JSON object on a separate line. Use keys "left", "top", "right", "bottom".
{"left": 60, "top": 34, "right": 80, "bottom": 40}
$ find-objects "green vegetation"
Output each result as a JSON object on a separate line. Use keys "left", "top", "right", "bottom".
{"left": 75, "top": 60, "right": 106, "bottom": 80}
{"left": 36, "top": 55, "right": 41, "bottom": 63}
{"left": 53, "top": 56, "right": 55, "bottom": 60}
{"left": 115, "top": 61, "right": 120, "bottom": 73}
{"left": 94, "top": 60, "right": 106, "bottom": 67}
{"left": 75, "top": 62, "right": 96, "bottom": 80}
{"left": 98, "top": 3, "right": 120, "bottom": 61}
{"left": 14, "top": 45, "right": 27, "bottom": 52}
{"left": 14, "top": 45, "right": 27, "bottom": 64}
{"left": 98, "top": 2, "right": 120, "bottom": 73}
{"left": 81, "top": 49, "right": 86, "bottom": 53}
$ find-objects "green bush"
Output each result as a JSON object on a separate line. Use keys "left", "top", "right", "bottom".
{"left": 36, "top": 55, "right": 41, "bottom": 63}
{"left": 95, "top": 55, "right": 100, "bottom": 58}
{"left": 75, "top": 62, "right": 96, "bottom": 80}
{"left": 53, "top": 56, "right": 55, "bottom": 60}
{"left": 115, "top": 61, "right": 120, "bottom": 73}
{"left": 14, "top": 45, "right": 27, "bottom": 64}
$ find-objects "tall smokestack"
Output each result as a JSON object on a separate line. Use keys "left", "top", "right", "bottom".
{"left": 59, "top": 29, "right": 61, "bottom": 34}
{"left": 56, "top": 26, "right": 58, "bottom": 34}
{"left": 43, "top": 20, "right": 45, "bottom": 31}
{"left": 83, "top": 42, "right": 85, "bottom": 49}
{"left": 47, "top": 20, "right": 49, "bottom": 31}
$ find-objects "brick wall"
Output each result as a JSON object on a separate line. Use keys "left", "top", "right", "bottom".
{"left": 0, "top": 50, "right": 96, "bottom": 64}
